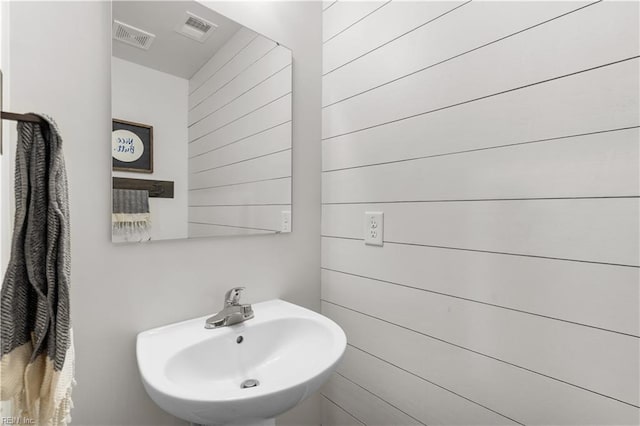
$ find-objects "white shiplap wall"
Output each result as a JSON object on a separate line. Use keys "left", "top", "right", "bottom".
{"left": 188, "top": 27, "right": 292, "bottom": 237}
{"left": 321, "top": 1, "right": 640, "bottom": 425}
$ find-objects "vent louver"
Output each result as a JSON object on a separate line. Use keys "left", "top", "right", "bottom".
{"left": 185, "top": 16, "right": 212, "bottom": 33}
{"left": 113, "top": 20, "right": 155, "bottom": 50}
{"left": 176, "top": 12, "right": 217, "bottom": 43}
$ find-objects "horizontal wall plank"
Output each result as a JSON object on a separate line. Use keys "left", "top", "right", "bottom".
{"left": 190, "top": 35, "right": 276, "bottom": 110}
{"left": 188, "top": 222, "right": 274, "bottom": 238}
{"left": 323, "top": 59, "right": 639, "bottom": 171}
{"left": 188, "top": 205, "right": 287, "bottom": 231}
{"left": 189, "top": 94, "right": 291, "bottom": 158}
{"left": 337, "top": 345, "right": 517, "bottom": 425}
{"left": 322, "top": 396, "right": 364, "bottom": 426}
{"left": 190, "top": 46, "right": 291, "bottom": 126}
{"left": 323, "top": 1, "right": 337, "bottom": 12}
{"left": 323, "top": 1, "right": 595, "bottom": 106}
{"left": 322, "top": 1, "right": 387, "bottom": 43}
{"left": 188, "top": 177, "right": 291, "bottom": 206}
{"left": 322, "top": 270, "right": 640, "bottom": 406}
{"left": 322, "top": 2, "right": 640, "bottom": 138}
{"left": 323, "top": 1, "right": 465, "bottom": 74}
{"left": 322, "top": 373, "right": 421, "bottom": 426}
{"left": 190, "top": 122, "right": 291, "bottom": 173}
{"left": 322, "top": 302, "right": 640, "bottom": 425}
{"left": 189, "top": 65, "right": 291, "bottom": 141}
{"left": 322, "top": 198, "right": 640, "bottom": 267}
{"left": 189, "top": 27, "right": 256, "bottom": 94}
{"left": 189, "top": 149, "right": 290, "bottom": 189}
{"left": 322, "top": 127, "right": 639, "bottom": 202}
{"left": 322, "top": 237, "right": 640, "bottom": 336}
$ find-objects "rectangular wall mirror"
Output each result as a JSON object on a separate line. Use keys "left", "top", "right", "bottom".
{"left": 111, "top": 1, "right": 292, "bottom": 243}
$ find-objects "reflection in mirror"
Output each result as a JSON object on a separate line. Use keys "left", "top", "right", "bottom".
{"left": 111, "top": 1, "right": 292, "bottom": 243}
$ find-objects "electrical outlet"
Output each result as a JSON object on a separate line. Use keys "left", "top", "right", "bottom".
{"left": 281, "top": 210, "right": 291, "bottom": 233}
{"left": 364, "top": 211, "right": 383, "bottom": 246}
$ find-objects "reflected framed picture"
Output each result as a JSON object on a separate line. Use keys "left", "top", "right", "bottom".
{"left": 112, "top": 119, "right": 154, "bottom": 173}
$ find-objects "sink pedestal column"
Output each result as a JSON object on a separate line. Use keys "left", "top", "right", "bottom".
{"left": 191, "top": 419, "right": 276, "bottom": 426}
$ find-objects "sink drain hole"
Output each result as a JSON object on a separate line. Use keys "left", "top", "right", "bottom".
{"left": 236, "top": 336, "right": 243, "bottom": 344}
{"left": 240, "top": 379, "right": 259, "bottom": 389}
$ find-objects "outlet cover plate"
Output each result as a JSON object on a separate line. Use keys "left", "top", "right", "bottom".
{"left": 281, "top": 210, "right": 292, "bottom": 233}
{"left": 364, "top": 211, "right": 383, "bottom": 246}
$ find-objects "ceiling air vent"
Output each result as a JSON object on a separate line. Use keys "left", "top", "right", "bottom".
{"left": 113, "top": 20, "right": 155, "bottom": 50}
{"left": 175, "top": 12, "right": 217, "bottom": 43}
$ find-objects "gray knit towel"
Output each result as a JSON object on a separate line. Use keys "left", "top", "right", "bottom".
{"left": 1, "top": 113, "right": 75, "bottom": 425}
{"left": 112, "top": 189, "right": 151, "bottom": 241}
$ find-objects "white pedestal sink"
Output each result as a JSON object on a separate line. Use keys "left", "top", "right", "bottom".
{"left": 136, "top": 299, "right": 347, "bottom": 426}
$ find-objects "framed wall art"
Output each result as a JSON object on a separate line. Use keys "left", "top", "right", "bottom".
{"left": 112, "top": 119, "right": 153, "bottom": 173}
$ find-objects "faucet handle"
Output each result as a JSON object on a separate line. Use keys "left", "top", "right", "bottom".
{"left": 224, "top": 287, "right": 245, "bottom": 306}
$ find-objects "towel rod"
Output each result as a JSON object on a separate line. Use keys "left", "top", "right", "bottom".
{"left": 0, "top": 112, "right": 44, "bottom": 156}
{"left": 113, "top": 177, "right": 175, "bottom": 199}
{"left": 1, "top": 111, "right": 44, "bottom": 123}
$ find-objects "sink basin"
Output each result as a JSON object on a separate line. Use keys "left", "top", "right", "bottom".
{"left": 136, "top": 299, "right": 346, "bottom": 425}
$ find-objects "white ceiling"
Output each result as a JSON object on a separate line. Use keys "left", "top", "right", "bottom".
{"left": 112, "top": 1, "right": 243, "bottom": 79}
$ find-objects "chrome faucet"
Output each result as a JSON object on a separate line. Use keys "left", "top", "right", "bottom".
{"left": 205, "top": 287, "right": 254, "bottom": 329}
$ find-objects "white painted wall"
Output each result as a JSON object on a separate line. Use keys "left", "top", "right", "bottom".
{"left": 3, "top": 1, "right": 321, "bottom": 425}
{"left": 321, "top": 1, "right": 640, "bottom": 425}
{"left": 187, "top": 28, "right": 292, "bottom": 237}
{"left": 0, "top": 0, "right": 11, "bottom": 274}
{"left": 0, "top": 3, "right": 9, "bottom": 416}
{"left": 112, "top": 56, "right": 189, "bottom": 242}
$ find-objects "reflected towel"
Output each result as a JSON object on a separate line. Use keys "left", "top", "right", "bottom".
{"left": 112, "top": 189, "right": 151, "bottom": 241}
